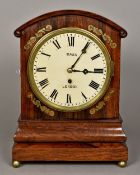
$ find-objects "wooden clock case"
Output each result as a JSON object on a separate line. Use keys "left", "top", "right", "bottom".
{"left": 12, "top": 10, "right": 128, "bottom": 166}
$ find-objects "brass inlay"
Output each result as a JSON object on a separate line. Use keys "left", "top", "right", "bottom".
{"left": 27, "top": 93, "right": 55, "bottom": 117}
{"left": 89, "top": 89, "right": 115, "bottom": 115}
{"left": 88, "top": 25, "right": 117, "bottom": 49}
{"left": 24, "top": 25, "right": 52, "bottom": 50}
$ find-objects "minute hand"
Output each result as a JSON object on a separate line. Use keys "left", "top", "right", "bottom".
{"left": 71, "top": 42, "right": 91, "bottom": 69}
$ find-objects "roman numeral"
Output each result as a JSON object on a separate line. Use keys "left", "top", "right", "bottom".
{"left": 81, "top": 92, "right": 87, "bottom": 100}
{"left": 50, "top": 89, "right": 58, "bottom": 100}
{"left": 68, "top": 36, "right": 75, "bottom": 46}
{"left": 41, "top": 53, "right": 51, "bottom": 57}
{"left": 67, "top": 94, "right": 71, "bottom": 104}
{"left": 89, "top": 81, "right": 99, "bottom": 90}
{"left": 91, "top": 54, "right": 100, "bottom": 60}
{"left": 53, "top": 40, "right": 61, "bottom": 49}
{"left": 36, "top": 67, "right": 46, "bottom": 72}
{"left": 94, "top": 68, "right": 103, "bottom": 73}
{"left": 39, "top": 78, "right": 49, "bottom": 89}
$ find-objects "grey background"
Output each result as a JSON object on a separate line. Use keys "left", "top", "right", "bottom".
{"left": 0, "top": 0, "right": 139, "bottom": 174}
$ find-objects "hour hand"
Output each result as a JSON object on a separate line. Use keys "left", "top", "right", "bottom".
{"left": 72, "top": 69, "right": 83, "bottom": 73}
{"left": 72, "top": 69, "right": 90, "bottom": 74}
{"left": 72, "top": 69, "right": 103, "bottom": 74}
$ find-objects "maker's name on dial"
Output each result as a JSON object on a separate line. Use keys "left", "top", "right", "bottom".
{"left": 62, "top": 85, "right": 77, "bottom": 88}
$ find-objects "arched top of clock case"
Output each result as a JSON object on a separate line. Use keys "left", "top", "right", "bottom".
{"left": 14, "top": 10, "right": 127, "bottom": 38}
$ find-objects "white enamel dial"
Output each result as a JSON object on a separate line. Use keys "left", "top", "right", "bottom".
{"left": 28, "top": 28, "right": 112, "bottom": 111}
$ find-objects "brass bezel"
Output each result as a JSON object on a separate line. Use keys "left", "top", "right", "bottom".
{"left": 27, "top": 27, "right": 112, "bottom": 112}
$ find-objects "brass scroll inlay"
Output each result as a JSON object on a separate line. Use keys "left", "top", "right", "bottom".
{"left": 24, "top": 25, "right": 52, "bottom": 50}
{"left": 89, "top": 89, "right": 115, "bottom": 115}
{"left": 27, "top": 93, "right": 55, "bottom": 117}
{"left": 88, "top": 25, "right": 117, "bottom": 49}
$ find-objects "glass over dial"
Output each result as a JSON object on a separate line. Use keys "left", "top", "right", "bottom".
{"left": 28, "top": 28, "right": 112, "bottom": 112}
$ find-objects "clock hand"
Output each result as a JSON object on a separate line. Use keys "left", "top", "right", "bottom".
{"left": 70, "top": 42, "right": 91, "bottom": 69}
{"left": 72, "top": 69, "right": 83, "bottom": 73}
{"left": 72, "top": 69, "right": 95, "bottom": 75}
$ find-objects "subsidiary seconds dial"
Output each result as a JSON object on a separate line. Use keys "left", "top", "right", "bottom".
{"left": 28, "top": 28, "right": 112, "bottom": 112}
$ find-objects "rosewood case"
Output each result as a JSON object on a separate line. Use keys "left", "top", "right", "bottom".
{"left": 12, "top": 10, "right": 128, "bottom": 165}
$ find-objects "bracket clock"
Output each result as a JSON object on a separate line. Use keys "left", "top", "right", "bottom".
{"left": 12, "top": 10, "right": 128, "bottom": 167}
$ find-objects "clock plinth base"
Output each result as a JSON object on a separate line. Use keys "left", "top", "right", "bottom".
{"left": 12, "top": 117, "right": 128, "bottom": 165}
{"left": 12, "top": 142, "right": 127, "bottom": 163}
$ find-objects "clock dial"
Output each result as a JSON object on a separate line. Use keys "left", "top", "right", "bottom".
{"left": 28, "top": 28, "right": 112, "bottom": 111}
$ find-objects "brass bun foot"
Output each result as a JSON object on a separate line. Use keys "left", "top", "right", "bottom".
{"left": 12, "top": 161, "right": 21, "bottom": 168}
{"left": 118, "top": 161, "right": 127, "bottom": 168}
